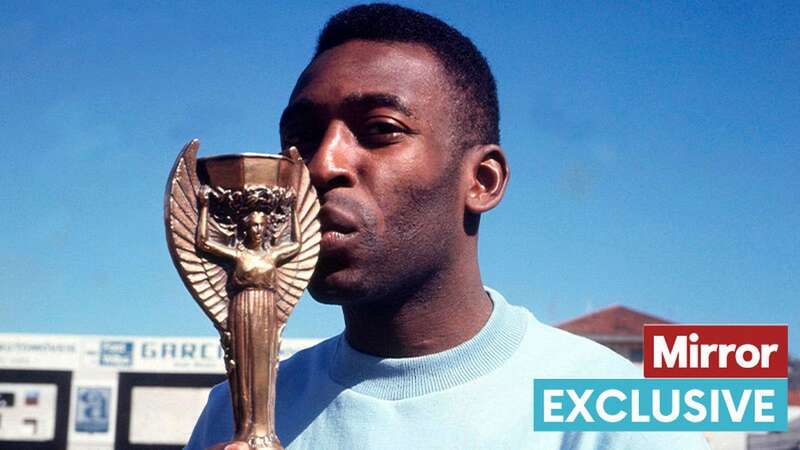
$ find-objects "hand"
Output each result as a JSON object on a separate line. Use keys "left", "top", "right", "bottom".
{"left": 283, "top": 188, "right": 295, "bottom": 204}
{"left": 204, "top": 441, "right": 250, "bottom": 450}
{"left": 198, "top": 185, "right": 212, "bottom": 206}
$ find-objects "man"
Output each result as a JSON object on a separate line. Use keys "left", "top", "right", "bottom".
{"left": 187, "top": 4, "right": 709, "bottom": 449}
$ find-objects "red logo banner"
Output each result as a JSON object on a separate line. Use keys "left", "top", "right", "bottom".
{"left": 643, "top": 325, "right": 788, "bottom": 378}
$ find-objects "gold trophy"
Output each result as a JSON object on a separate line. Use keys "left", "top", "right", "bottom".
{"left": 164, "top": 140, "right": 320, "bottom": 449}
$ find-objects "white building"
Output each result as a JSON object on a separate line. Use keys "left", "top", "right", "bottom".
{"left": 0, "top": 333, "right": 319, "bottom": 450}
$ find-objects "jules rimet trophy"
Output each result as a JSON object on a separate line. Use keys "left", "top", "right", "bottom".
{"left": 164, "top": 140, "right": 320, "bottom": 449}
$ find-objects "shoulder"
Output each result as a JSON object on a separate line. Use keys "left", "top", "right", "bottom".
{"left": 615, "top": 431, "right": 711, "bottom": 450}
{"left": 203, "top": 381, "right": 233, "bottom": 419}
{"left": 504, "top": 306, "right": 709, "bottom": 449}
{"left": 512, "top": 307, "right": 641, "bottom": 379}
{"left": 483, "top": 287, "right": 639, "bottom": 378}
{"left": 184, "top": 381, "right": 234, "bottom": 450}
{"left": 185, "top": 337, "right": 341, "bottom": 450}
{"left": 277, "top": 335, "right": 340, "bottom": 388}
{"left": 280, "top": 335, "right": 339, "bottom": 371}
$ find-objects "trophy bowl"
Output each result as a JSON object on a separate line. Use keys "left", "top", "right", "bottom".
{"left": 197, "top": 153, "right": 298, "bottom": 190}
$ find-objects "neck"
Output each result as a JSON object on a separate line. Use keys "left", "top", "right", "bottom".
{"left": 342, "top": 247, "right": 491, "bottom": 358}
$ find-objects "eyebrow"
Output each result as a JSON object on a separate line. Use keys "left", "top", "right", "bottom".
{"left": 280, "top": 92, "right": 415, "bottom": 130}
{"left": 279, "top": 99, "right": 317, "bottom": 131}
{"left": 341, "top": 92, "right": 415, "bottom": 118}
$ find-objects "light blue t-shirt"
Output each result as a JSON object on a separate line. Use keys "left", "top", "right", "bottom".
{"left": 185, "top": 289, "right": 709, "bottom": 449}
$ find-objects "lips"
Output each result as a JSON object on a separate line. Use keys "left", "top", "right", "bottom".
{"left": 318, "top": 205, "right": 359, "bottom": 252}
{"left": 318, "top": 205, "right": 358, "bottom": 233}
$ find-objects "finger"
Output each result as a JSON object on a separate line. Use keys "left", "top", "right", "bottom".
{"left": 284, "top": 146, "right": 302, "bottom": 161}
{"left": 205, "top": 441, "right": 249, "bottom": 450}
{"left": 223, "top": 443, "right": 251, "bottom": 450}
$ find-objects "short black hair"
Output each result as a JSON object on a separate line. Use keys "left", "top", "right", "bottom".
{"left": 314, "top": 3, "right": 500, "bottom": 149}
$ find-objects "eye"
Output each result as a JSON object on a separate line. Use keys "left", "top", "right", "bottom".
{"left": 358, "top": 118, "right": 408, "bottom": 147}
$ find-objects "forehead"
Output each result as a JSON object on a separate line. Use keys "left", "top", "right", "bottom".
{"left": 290, "top": 40, "right": 450, "bottom": 110}
{"left": 247, "top": 212, "right": 267, "bottom": 223}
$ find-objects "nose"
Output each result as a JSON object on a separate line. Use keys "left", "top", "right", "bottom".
{"left": 307, "top": 121, "right": 357, "bottom": 195}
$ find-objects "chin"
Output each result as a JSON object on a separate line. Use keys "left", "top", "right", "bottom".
{"left": 308, "top": 267, "right": 372, "bottom": 305}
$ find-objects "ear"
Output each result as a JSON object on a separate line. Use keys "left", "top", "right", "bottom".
{"left": 464, "top": 144, "right": 510, "bottom": 214}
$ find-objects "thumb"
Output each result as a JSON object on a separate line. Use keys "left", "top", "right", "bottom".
{"left": 224, "top": 443, "right": 251, "bottom": 450}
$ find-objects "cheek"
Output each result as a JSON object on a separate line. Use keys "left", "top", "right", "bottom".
{"left": 379, "top": 170, "right": 461, "bottom": 249}
{"left": 358, "top": 144, "right": 461, "bottom": 252}
{"left": 358, "top": 160, "right": 420, "bottom": 239}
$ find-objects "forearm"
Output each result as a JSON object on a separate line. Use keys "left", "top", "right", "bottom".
{"left": 290, "top": 206, "right": 300, "bottom": 243}
{"left": 195, "top": 204, "right": 234, "bottom": 258}
{"left": 275, "top": 242, "right": 301, "bottom": 265}
{"left": 196, "top": 204, "right": 210, "bottom": 250}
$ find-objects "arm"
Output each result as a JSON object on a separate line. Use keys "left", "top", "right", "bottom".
{"left": 274, "top": 204, "right": 301, "bottom": 266}
{"left": 184, "top": 383, "right": 246, "bottom": 450}
{"left": 196, "top": 187, "right": 237, "bottom": 260}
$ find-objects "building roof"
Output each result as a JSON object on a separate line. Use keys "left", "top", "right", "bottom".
{"left": 556, "top": 304, "right": 672, "bottom": 339}
{"left": 790, "top": 389, "right": 800, "bottom": 407}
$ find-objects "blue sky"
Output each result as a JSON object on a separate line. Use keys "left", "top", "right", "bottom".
{"left": 1, "top": 1, "right": 798, "bottom": 353}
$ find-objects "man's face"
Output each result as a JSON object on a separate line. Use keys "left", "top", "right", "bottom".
{"left": 280, "top": 40, "right": 465, "bottom": 305}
